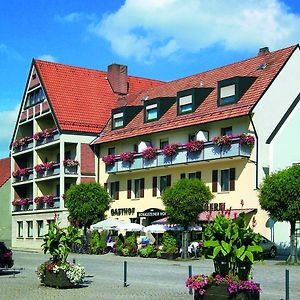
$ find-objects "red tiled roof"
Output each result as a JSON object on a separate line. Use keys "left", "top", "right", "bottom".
{"left": 0, "top": 157, "right": 11, "bottom": 187}
{"left": 34, "top": 60, "right": 163, "bottom": 134}
{"left": 96, "top": 45, "right": 298, "bottom": 144}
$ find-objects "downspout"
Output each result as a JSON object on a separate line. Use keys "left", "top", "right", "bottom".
{"left": 248, "top": 113, "right": 259, "bottom": 189}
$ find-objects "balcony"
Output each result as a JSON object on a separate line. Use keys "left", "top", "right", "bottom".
{"left": 12, "top": 198, "right": 33, "bottom": 212}
{"left": 12, "top": 138, "right": 34, "bottom": 154}
{"left": 12, "top": 168, "right": 34, "bottom": 184}
{"left": 35, "top": 128, "right": 60, "bottom": 147}
{"left": 34, "top": 196, "right": 60, "bottom": 210}
{"left": 35, "top": 163, "right": 60, "bottom": 179}
{"left": 106, "top": 138, "right": 252, "bottom": 174}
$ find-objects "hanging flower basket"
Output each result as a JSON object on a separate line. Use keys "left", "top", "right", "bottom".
{"left": 186, "top": 140, "right": 204, "bottom": 153}
{"left": 142, "top": 146, "right": 158, "bottom": 160}
{"left": 120, "top": 151, "right": 136, "bottom": 163}
{"left": 212, "top": 135, "right": 233, "bottom": 147}
{"left": 162, "top": 143, "right": 180, "bottom": 157}
{"left": 102, "top": 154, "right": 116, "bottom": 166}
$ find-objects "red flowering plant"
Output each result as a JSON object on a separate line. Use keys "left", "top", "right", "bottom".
{"left": 12, "top": 137, "right": 30, "bottom": 150}
{"left": 212, "top": 135, "right": 233, "bottom": 147}
{"left": 102, "top": 154, "right": 116, "bottom": 166}
{"left": 120, "top": 151, "right": 136, "bottom": 163}
{"left": 34, "top": 164, "right": 45, "bottom": 174}
{"left": 63, "top": 159, "right": 79, "bottom": 167}
{"left": 186, "top": 140, "right": 204, "bottom": 153}
{"left": 43, "top": 161, "right": 55, "bottom": 170}
{"left": 12, "top": 199, "right": 21, "bottom": 206}
{"left": 12, "top": 170, "right": 21, "bottom": 178}
{"left": 44, "top": 194, "right": 54, "bottom": 207}
{"left": 162, "top": 143, "right": 180, "bottom": 157}
{"left": 42, "top": 128, "right": 55, "bottom": 138}
{"left": 19, "top": 198, "right": 30, "bottom": 206}
{"left": 34, "top": 196, "right": 44, "bottom": 205}
{"left": 142, "top": 146, "right": 158, "bottom": 160}
{"left": 33, "top": 131, "right": 44, "bottom": 141}
{"left": 239, "top": 133, "right": 255, "bottom": 146}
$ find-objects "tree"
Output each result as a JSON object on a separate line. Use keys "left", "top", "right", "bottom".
{"left": 162, "top": 178, "right": 214, "bottom": 259}
{"left": 259, "top": 165, "right": 300, "bottom": 264}
{"left": 65, "top": 183, "right": 111, "bottom": 234}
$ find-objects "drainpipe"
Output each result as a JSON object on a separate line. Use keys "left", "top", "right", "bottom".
{"left": 248, "top": 113, "right": 259, "bottom": 189}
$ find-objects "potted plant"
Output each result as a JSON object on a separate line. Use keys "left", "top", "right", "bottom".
{"left": 139, "top": 245, "right": 157, "bottom": 258}
{"left": 187, "top": 213, "right": 263, "bottom": 299}
{"left": 157, "top": 232, "right": 178, "bottom": 259}
{"left": 239, "top": 133, "right": 255, "bottom": 146}
{"left": 63, "top": 159, "right": 79, "bottom": 173}
{"left": 212, "top": 135, "right": 233, "bottom": 148}
{"left": 162, "top": 143, "right": 180, "bottom": 157}
{"left": 102, "top": 154, "right": 116, "bottom": 166}
{"left": 34, "top": 196, "right": 44, "bottom": 209}
{"left": 120, "top": 151, "right": 136, "bottom": 163}
{"left": 37, "top": 223, "right": 85, "bottom": 288}
{"left": 142, "top": 146, "right": 158, "bottom": 160}
{"left": 186, "top": 140, "right": 204, "bottom": 153}
{"left": 44, "top": 195, "right": 54, "bottom": 208}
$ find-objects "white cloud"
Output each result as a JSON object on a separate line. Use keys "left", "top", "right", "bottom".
{"left": 0, "top": 105, "right": 19, "bottom": 143}
{"left": 37, "top": 54, "right": 57, "bottom": 62}
{"left": 0, "top": 43, "right": 24, "bottom": 61}
{"left": 55, "top": 12, "right": 95, "bottom": 23}
{"left": 90, "top": 0, "right": 300, "bottom": 63}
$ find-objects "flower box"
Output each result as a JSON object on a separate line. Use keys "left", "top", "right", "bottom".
{"left": 64, "top": 165, "right": 78, "bottom": 174}
{"left": 43, "top": 269, "right": 74, "bottom": 288}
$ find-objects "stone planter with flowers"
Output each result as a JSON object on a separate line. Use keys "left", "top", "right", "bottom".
{"left": 37, "top": 223, "right": 85, "bottom": 288}
{"left": 186, "top": 212, "right": 263, "bottom": 299}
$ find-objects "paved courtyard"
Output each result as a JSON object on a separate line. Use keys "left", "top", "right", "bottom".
{"left": 0, "top": 251, "right": 299, "bottom": 300}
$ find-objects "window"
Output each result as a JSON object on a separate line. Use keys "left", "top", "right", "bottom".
{"left": 221, "top": 127, "right": 232, "bottom": 136}
{"left": 27, "top": 221, "right": 33, "bottom": 237}
{"left": 17, "top": 221, "right": 23, "bottom": 238}
{"left": 56, "top": 185, "right": 60, "bottom": 197}
{"left": 188, "top": 172, "right": 201, "bottom": 180}
{"left": 112, "top": 112, "right": 124, "bottom": 129}
{"left": 212, "top": 169, "right": 235, "bottom": 192}
{"left": 160, "top": 139, "right": 169, "bottom": 149}
{"left": 108, "top": 147, "right": 115, "bottom": 155}
{"left": 37, "top": 220, "right": 44, "bottom": 237}
{"left": 65, "top": 151, "right": 71, "bottom": 160}
{"left": 47, "top": 220, "right": 55, "bottom": 226}
{"left": 110, "top": 181, "right": 119, "bottom": 200}
{"left": 134, "top": 178, "right": 145, "bottom": 198}
{"left": 221, "top": 169, "right": 230, "bottom": 192}
{"left": 159, "top": 175, "right": 171, "bottom": 195}
{"left": 220, "top": 84, "right": 236, "bottom": 105}
{"left": 133, "top": 144, "right": 139, "bottom": 153}
{"left": 188, "top": 134, "right": 196, "bottom": 142}
{"left": 145, "top": 104, "right": 158, "bottom": 121}
{"left": 178, "top": 95, "right": 193, "bottom": 114}
{"left": 25, "top": 88, "right": 45, "bottom": 107}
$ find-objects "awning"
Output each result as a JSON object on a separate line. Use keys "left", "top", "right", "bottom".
{"left": 152, "top": 208, "right": 257, "bottom": 225}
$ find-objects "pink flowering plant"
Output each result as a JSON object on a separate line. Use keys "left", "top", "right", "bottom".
{"left": 120, "top": 151, "right": 136, "bottom": 163}
{"left": 12, "top": 137, "right": 30, "bottom": 150}
{"left": 63, "top": 159, "right": 79, "bottom": 167}
{"left": 34, "top": 196, "right": 44, "bottom": 205}
{"left": 44, "top": 194, "right": 55, "bottom": 207}
{"left": 239, "top": 133, "right": 255, "bottom": 146}
{"left": 34, "top": 164, "right": 45, "bottom": 174}
{"left": 186, "top": 140, "right": 204, "bottom": 153}
{"left": 186, "top": 274, "right": 209, "bottom": 296}
{"left": 162, "top": 143, "right": 180, "bottom": 157}
{"left": 33, "top": 127, "right": 57, "bottom": 141}
{"left": 102, "top": 154, "right": 116, "bottom": 166}
{"left": 212, "top": 135, "right": 233, "bottom": 147}
{"left": 142, "top": 146, "right": 158, "bottom": 160}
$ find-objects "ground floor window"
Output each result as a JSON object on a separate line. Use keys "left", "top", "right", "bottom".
{"left": 17, "top": 221, "right": 23, "bottom": 238}
{"left": 27, "top": 221, "right": 33, "bottom": 238}
{"left": 37, "top": 220, "right": 44, "bottom": 237}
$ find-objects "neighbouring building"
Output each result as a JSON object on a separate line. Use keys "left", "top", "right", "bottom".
{"left": 0, "top": 157, "right": 11, "bottom": 246}
{"left": 93, "top": 44, "right": 300, "bottom": 248}
{"left": 10, "top": 60, "right": 163, "bottom": 249}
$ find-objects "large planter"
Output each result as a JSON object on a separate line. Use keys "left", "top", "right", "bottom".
{"left": 194, "top": 283, "right": 260, "bottom": 300}
{"left": 43, "top": 269, "right": 74, "bottom": 288}
{"left": 159, "top": 252, "right": 178, "bottom": 260}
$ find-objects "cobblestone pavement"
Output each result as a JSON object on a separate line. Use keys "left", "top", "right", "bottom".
{"left": 0, "top": 251, "right": 299, "bottom": 300}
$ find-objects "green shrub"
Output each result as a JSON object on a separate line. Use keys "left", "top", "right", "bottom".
{"left": 139, "top": 245, "right": 156, "bottom": 258}
{"left": 162, "top": 232, "right": 178, "bottom": 254}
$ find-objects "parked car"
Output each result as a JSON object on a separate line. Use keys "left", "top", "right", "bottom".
{"left": 0, "top": 242, "right": 14, "bottom": 269}
{"left": 259, "top": 236, "right": 277, "bottom": 258}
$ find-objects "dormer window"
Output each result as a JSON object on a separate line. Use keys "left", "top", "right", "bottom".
{"left": 178, "top": 95, "right": 193, "bottom": 114}
{"left": 217, "top": 76, "right": 257, "bottom": 107}
{"left": 113, "top": 112, "right": 124, "bottom": 129}
{"left": 145, "top": 104, "right": 158, "bottom": 121}
{"left": 220, "top": 84, "right": 235, "bottom": 105}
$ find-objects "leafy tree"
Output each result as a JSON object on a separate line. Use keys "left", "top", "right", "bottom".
{"left": 162, "top": 178, "right": 214, "bottom": 258}
{"left": 65, "top": 183, "right": 111, "bottom": 234}
{"left": 259, "top": 165, "right": 300, "bottom": 264}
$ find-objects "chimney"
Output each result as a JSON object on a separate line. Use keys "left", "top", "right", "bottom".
{"left": 107, "top": 63, "right": 128, "bottom": 95}
{"left": 258, "top": 47, "right": 270, "bottom": 56}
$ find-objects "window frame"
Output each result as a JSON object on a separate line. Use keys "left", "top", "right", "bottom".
{"left": 112, "top": 112, "right": 124, "bottom": 129}
{"left": 145, "top": 103, "right": 158, "bottom": 122}
{"left": 37, "top": 220, "right": 44, "bottom": 237}
{"left": 27, "top": 220, "right": 33, "bottom": 238}
{"left": 17, "top": 221, "right": 23, "bottom": 238}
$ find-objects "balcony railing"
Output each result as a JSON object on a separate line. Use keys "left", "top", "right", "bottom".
{"left": 12, "top": 199, "right": 33, "bottom": 212}
{"left": 64, "top": 165, "right": 78, "bottom": 174}
{"left": 35, "top": 196, "right": 60, "bottom": 210}
{"left": 13, "top": 169, "right": 34, "bottom": 183}
{"left": 106, "top": 138, "right": 252, "bottom": 174}
{"left": 13, "top": 138, "right": 34, "bottom": 153}
{"left": 35, "top": 163, "right": 60, "bottom": 179}
{"left": 35, "top": 129, "right": 60, "bottom": 147}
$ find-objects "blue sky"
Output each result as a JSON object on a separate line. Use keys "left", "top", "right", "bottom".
{"left": 0, "top": 0, "right": 299, "bottom": 159}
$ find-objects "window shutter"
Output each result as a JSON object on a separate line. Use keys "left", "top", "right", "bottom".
{"left": 167, "top": 175, "right": 171, "bottom": 187}
{"left": 127, "top": 180, "right": 132, "bottom": 199}
{"left": 152, "top": 177, "right": 157, "bottom": 197}
{"left": 180, "top": 173, "right": 186, "bottom": 179}
{"left": 196, "top": 171, "right": 201, "bottom": 180}
{"left": 115, "top": 181, "right": 119, "bottom": 200}
{"left": 230, "top": 168, "right": 235, "bottom": 191}
{"left": 140, "top": 178, "right": 145, "bottom": 198}
{"left": 212, "top": 170, "right": 218, "bottom": 192}
{"left": 104, "top": 182, "right": 108, "bottom": 191}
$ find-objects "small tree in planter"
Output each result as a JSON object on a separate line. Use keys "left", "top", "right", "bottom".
{"left": 37, "top": 223, "right": 85, "bottom": 288}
